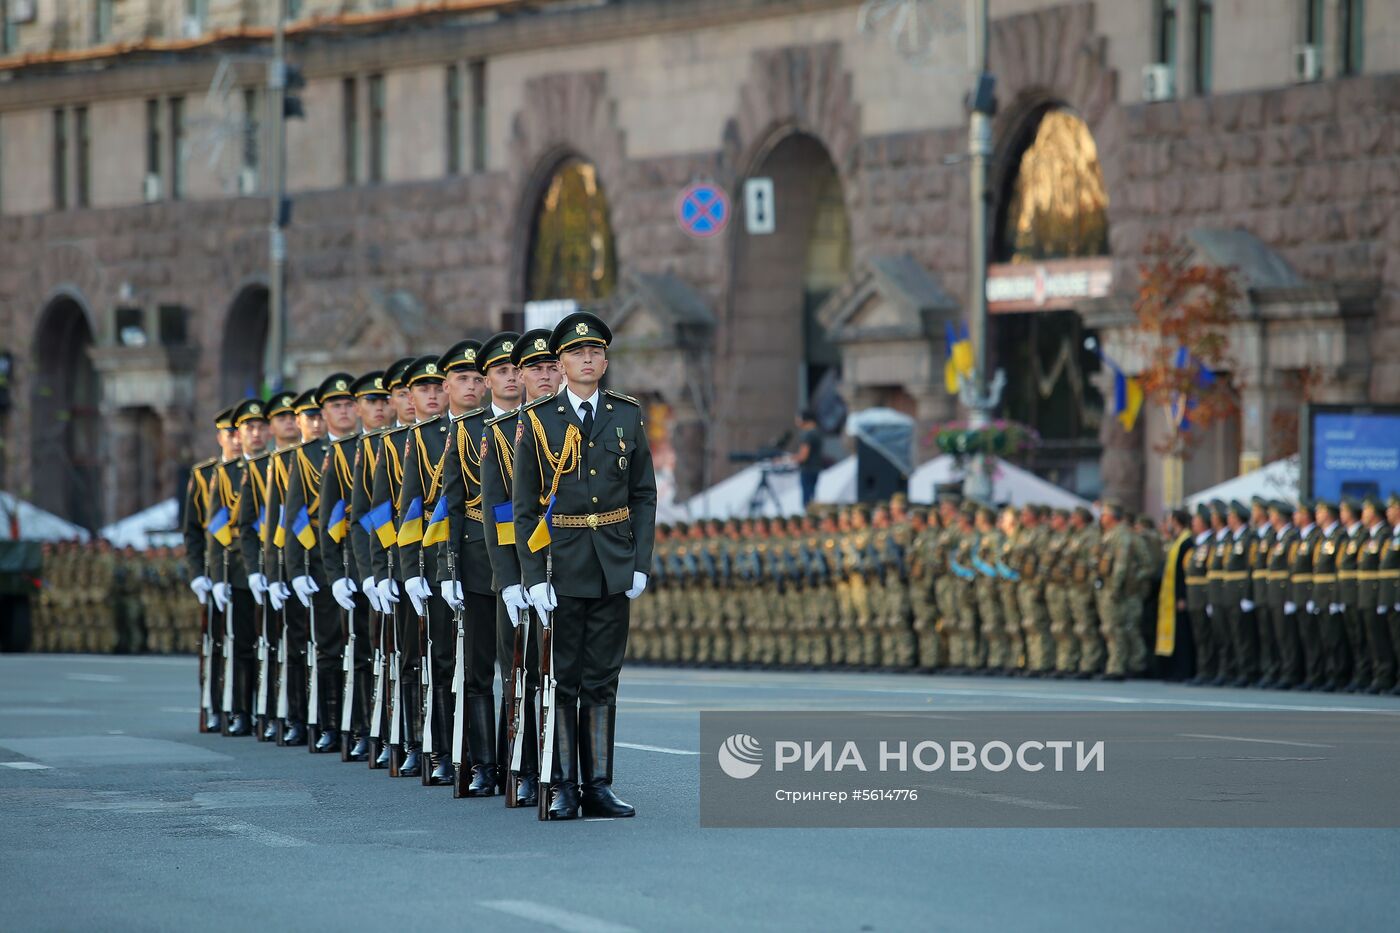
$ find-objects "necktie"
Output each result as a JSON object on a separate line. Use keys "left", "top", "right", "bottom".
{"left": 580, "top": 400, "right": 594, "bottom": 437}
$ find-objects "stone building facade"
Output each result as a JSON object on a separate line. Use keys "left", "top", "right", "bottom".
{"left": 0, "top": 0, "right": 1396, "bottom": 528}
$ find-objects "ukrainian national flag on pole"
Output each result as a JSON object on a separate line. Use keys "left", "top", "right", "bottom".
{"left": 326, "top": 499, "right": 349, "bottom": 544}
{"left": 207, "top": 506, "right": 234, "bottom": 547}
{"left": 422, "top": 498, "right": 450, "bottom": 548}
{"left": 273, "top": 505, "right": 287, "bottom": 548}
{"left": 292, "top": 506, "right": 317, "bottom": 550}
{"left": 527, "top": 496, "right": 556, "bottom": 554}
{"left": 1089, "top": 339, "right": 1143, "bottom": 432}
{"left": 368, "top": 500, "right": 396, "bottom": 548}
{"left": 254, "top": 505, "right": 267, "bottom": 543}
{"left": 492, "top": 502, "right": 516, "bottom": 547}
{"left": 397, "top": 496, "right": 424, "bottom": 548}
{"left": 943, "top": 322, "right": 974, "bottom": 395}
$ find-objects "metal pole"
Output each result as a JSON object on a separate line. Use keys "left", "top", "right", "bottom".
{"left": 265, "top": 0, "right": 288, "bottom": 392}
{"left": 967, "top": 0, "right": 990, "bottom": 426}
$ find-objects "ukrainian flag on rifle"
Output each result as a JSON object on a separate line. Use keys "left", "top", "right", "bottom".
{"left": 493, "top": 501, "right": 516, "bottom": 547}
{"left": 273, "top": 505, "right": 287, "bottom": 548}
{"left": 527, "top": 496, "right": 556, "bottom": 553}
{"left": 365, "top": 500, "right": 395, "bottom": 548}
{"left": 397, "top": 496, "right": 424, "bottom": 548}
{"left": 422, "top": 498, "right": 450, "bottom": 548}
{"left": 326, "top": 499, "right": 349, "bottom": 544}
{"left": 292, "top": 506, "right": 317, "bottom": 550}
{"left": 207, "top": 506, "right": 234, "bottom": 547}
{"left": 254, "top": 505, "right": 267, "bottom": 543}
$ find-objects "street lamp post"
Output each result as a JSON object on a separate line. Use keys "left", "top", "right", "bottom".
{"left": 264, "top": 0, "right": 288, "bottom": 392}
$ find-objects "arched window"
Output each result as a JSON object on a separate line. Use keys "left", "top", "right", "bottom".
{"left": 998, "top": 107, "right": 1109, "bottom": 263}
{"left": 525, "top": 157, "right": 617, "bottom": 303}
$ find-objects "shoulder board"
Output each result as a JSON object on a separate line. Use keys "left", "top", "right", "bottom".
{"left": 194, "top": 456, "right": 219, "bottom": 471}
{"left": 247, "top": 451, "right": 273, "bottom": 464}
{"left": 485, "top": 408, "right": 519, "bottom": 427}
{"left": 603, "top": 388, "right": 641, "bottom": 406}
{"left": 451, "top": 406, "right": 488, "bottom": 425}
{"left": 383, "top": 424, "right": 413, "bottom": 438}
{"left": 411, "top": 413, "right": 446, "bottom": 431}
{"left": 522, "top": 393, "right": 554, "bottom": 412}
{"left": 333, "top": 435, "right": 358, "bottom": 448}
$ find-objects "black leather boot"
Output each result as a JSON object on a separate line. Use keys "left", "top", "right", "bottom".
{"left": 545, "top": 703, "right": 580, "bottom": 821}
{"left": 315, "top": 673, "right": 340, "bottom": 753}
{"left": 398, "top": 674, "right": 423, "bottom": 777}
{"left": 227, "top": 661, "right": 253, "bottom": 736}
{"left": 511, "top": 699, "right": 540, "bottom": 808}
{"left": 579, "top": 705, "right": 635, "bottom": 818}
{"left": 466, "top": 694, "right": 497, "bottom": 796}
{"left": 282, "top": 654, "right": 308, "bottom": 745}
{"left": 428, "top": 686, "right": 455, "bottom": 786}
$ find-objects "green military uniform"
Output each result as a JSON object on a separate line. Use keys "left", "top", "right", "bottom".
{"left": 1263, "top": 503, "right": 1300, "bottom": 688}
{"left": 1379, "top": 493, "right": 1400, "bottom": 695}
{"left": 1312, "top": 505, "right": 1346, "bottom": 689}
{"left": 1355, "top": 498, "right": 1393, "bottom": 692}
{"left": 1041, "top": 512, "right": 1079, "bottom": 675}
{"left": 1289, "top": 505, "right": 1324, "bottom": 688}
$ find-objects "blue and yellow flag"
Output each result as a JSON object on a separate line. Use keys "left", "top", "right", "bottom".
{"left": 326, "top": 499, "right": 349, "bottom": 544}
{"left": 527, "top": 496, "right": 556, "bottom": 554}
{"left": 1113, "top": 369, "right": 1144, "bottom": 433}
{"left": 254, "top": 505, "right": 267, "bottom": 544}
{"left": 368, "top": 500, "right": 396, "bottom": 548}
{"left": 292, "top": 506, "right": 317, "bottom": 550}
{"left": 493, "top": 501, "right": 516, "bottom": 547}
{"left": 207, "top": 506, "right": 233, "bottom": 547}
{"left": 943, "top": 322, "right": 974, "bottom": 395}
{"left": 397, "top": 496, "right": 424, "bottom": 548}
{"left": 273, "top": 505, "right": 287, "bottom": 549}
{"left": 422, "top": 498, "right": 450, "bottom": 548}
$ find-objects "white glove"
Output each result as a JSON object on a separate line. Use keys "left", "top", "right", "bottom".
{"left": 1205, "top": 605, "right": 1213, "bottom": 617}
{"left": 405, "top": 576, "right": 432, "bottom": 616}
{"left": 528, "top": 581, "right": 557, "bottom": 614}
{"left": 1284, "top": 601, "right": 1297, "bottom": 615}
{"left": 189, "top": 575, "right": 212, "bottom": 605}
{"left": 362, "top": 577, "right": 381, "bottom": 613}
{"left": 377, "top": 577, "right": 400, "bottom": 606}
{"left": 291, "top": 575, "right": 319, "bottom": 608}
{"left": 440, "top": 580, "right": 464, "bottom": 610}
{"left": 1379, "top": 604, "right": 1389, "bottom": 615}
{"left": 331, "top": 577, "right": 358, "bottom": 612}
{"left": 1329, "top": 602, "right": 1344, "bottom": 615}
{"left": 1306, "top": 600, "right": 1317, "bottom": 614}
{"left": 212, "top": 582, "right": 231, "bottom": 613}
{"left": 1240, "top": 599, "right": 1255, "bottom": 613}
{"left": 247, "top": 572, "right": 269, "bottom": 606}
{"left": 625, "top": 571, "right": 649, "bottom": 600}
{"left": 268, "top": 582, "right": 287, "bottom": 612}
{"left": 1394, "top": 603, "right": 1400, "bottom": 614}
{"left": 502, "top": 583, "right": 529, "bottom": 618}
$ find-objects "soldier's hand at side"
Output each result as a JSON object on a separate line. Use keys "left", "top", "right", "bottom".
{"left": 212, "top": 582, "right": 231, "bottom": 612}
{"left": 625, "top": 571, "right": 649, "bottom": 600}
{"left": 362, "top": 577, "right": 381, "bottom": 613}
{"left": 405, "top": 576, "right": 432, "bottom": 615}
{"left": 502, "top": 584, "right": 529, "bottom": 616}
{"left": 1240, "top": 599, "right": 1255, "bottom": 612}
{"left": 331, "top": 578, "right": 357, "bottom": 611}
{"left": 439, "top": 580, "right": 464, "bottom": 611}
{"left": 528, "top": 581, "right": 557, "bottom": 613}
{"left": 1306, "top": 600, "right": 1317, "bottom": 614}
{"left": 248, "top": 572, "right": 269, "bottom": 605}
{"left": 291, "top": 575, "right": 318, "bottom": 608}
{"left": 268, "top": 584, "right": 286, "bottom": 612}
{"left": 1378, "top": 605, "right": 1389, "bottom": 615}
{"left": 377, "top": 577, "right": 400, "bottom": 605}
{"left": 1284, "top": 601, "right": 1297, "bottom": 615}
{"left": 189, "top": 575, "right": 212, "bottom": 605}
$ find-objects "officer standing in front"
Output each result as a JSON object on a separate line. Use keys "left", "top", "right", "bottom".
{"left": 512, "top": 312, "right": 657, "bottom": 820}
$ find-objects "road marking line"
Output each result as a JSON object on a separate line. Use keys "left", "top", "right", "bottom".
{"left": 616, "top": 742, "right": 698, "bottom": 756}
{"left": 1179, "top": 733, "right": 1334, "bottom": 749}
{"left": 220, "top": 821, "right": 308, "bottom": 848}
{"left": 65, "top": 673, "right": 124, "bottom": 683}
{"left": 1, "top": 761, "right": 52, "bottom": 770}
{"left": 922, "top": 784, "right": 1078, "bottom": 811}
{"left": 480, "top": 900, "right": 637, "bottom": 933}
{"left": 160, "top": 707, "right": 200, "bottom": 714}
{"left": 617, "top": 697, "right": 681, "bottom": 705}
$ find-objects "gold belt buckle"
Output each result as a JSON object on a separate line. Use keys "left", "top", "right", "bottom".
{"left": 587, "top": 513, "right": 599, "bottom": 530}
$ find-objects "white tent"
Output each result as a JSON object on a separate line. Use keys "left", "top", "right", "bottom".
{"left": 99, "top": 497, "right": 183, "bottom": 548}
{"left": 0, "top": 491, "right": 90, "bottom": 542}
{"left": 908, "top": 456, "right": 1089, "bottom": 508}
{"left": 1186, "top": 455, "right": 1299, "bottom": 508}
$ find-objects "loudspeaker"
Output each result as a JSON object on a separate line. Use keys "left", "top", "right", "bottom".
{"left": 856, "top": 439, "right": 904, "bottom": 503}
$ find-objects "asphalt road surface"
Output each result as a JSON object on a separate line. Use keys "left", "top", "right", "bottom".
{"left": 3, "top": 654, "right": 1400, "bottom": 932}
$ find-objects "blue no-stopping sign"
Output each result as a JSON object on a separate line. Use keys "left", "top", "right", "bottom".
{"left": 676, "top": 182, "right": 729, "bottom": 238}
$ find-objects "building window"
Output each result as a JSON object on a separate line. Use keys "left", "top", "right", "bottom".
{"left": 526, "top": 157, "right": 617, "bottom": 302}
{"left": 75, "top": 106, "right": 90, "bottom": 208}
{"left": 368, "top": 73, "right": 385, "bottom": 184}
{"left": 242, "top": 87, "right": 260, "bottom": 182}
{"left": 93, "top": 0, "right": 113, "bottom": 43}
{"left": 445, "top": 64, "right": 463, "bottom": 176}
{"left": 469, "top": 60, "right": 487, "bottom": 173}
{"left": 169, "top": 96, "right": 184, "bottom": 200}
{"left": 52, "top": 109, "right": 68, "bottom": 210}
{"left": 2, "top": 0, "right": 18, "bottom": 55}
{"left": 1155, "top": 0, "right": 1178, "bottom": 71}
{"left": 342, "top": 77, "right": 358, "bottom": 185}
{"left": 1192, "top": 0, "right": 1213, "bottom": 94}
{"left": 184, "top": 0, "right": 207, "bottom": 35}
{"left": 1304, "top": 0, "right": 1324, "bottom": 46}
{"left": 146, "top": 98, "right": 162, "bottom": 195}
{"left": 1340, "top": 0, "right": 1364, "bottom": 75}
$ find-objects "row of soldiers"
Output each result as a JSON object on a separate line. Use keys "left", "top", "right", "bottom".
{"left": 634, "top": 495, "right": 1160, "bottom": 680}
{"left": 186, "top": 311, "right": 656, "bottom": 820}
{"left": 32, "top": 540, "right": 191, "bottom": 655}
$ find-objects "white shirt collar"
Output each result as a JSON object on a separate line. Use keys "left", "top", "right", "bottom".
{"left": 1323, "top": 520, "right": 1339, "bottom": 535}
{"left": 490, "top": 403, "right": 513, "bottom": 419}
{"left": 1346, "top": 521, "right": 1362, "bottom": 535}
{"left": 327, "top": 431, "right": 348, "bottom": 443}
{"left": 565, "top": 386, "right": 600, "bottom": 421}
{"left": 1194, "top": 531, "right": 1212, "bottom": 545}
{"left": 1256, "top": 525, "right": 1268, "bottom": 538}
{"left": 1214, "top": 528, "right": 1228, "bottom": 541}
{"left": 1231, "top": 525, "right": 1247, "bottom": 541}
{"left": 1278, "top": 524, "right": 1293, "bottom": 536}
{"left": 1301, "top": 523, "right": 1316, "bottom": 536}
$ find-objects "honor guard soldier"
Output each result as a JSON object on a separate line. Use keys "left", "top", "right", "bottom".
{"left": 1250, "top": 497, "right": 1279, "bottom": 686}
{"left": 370, "top": 357, "right": 432, "bottom": 777}
{"left": 1289, "top": 500, "right": 1324, "bottom": 689}
{"left": 1336, "top": 498, "right": 1370, "bottom": 692}
{"left": 435, "top": 338, "right": 510, "bottom": 797}
{"left": 1221, "top": 501, "right": 1260, "bottom": 686}
{"left": 1381, "top": 494, "right": 1400, "bottom": 695}
{"left": 392, "top": 356, "right": 459, "bottom": 786}
{"left": 209, "top": 398, "right": 264, "bottom": 734}
{"left": 512, "top": 311, "right": 657, "bottom": 820}
{"left": 186, "top": 406, "right": 239, "bottom": 731}
{"left": 1263, "top": 501, "right": 1300, "bottom": 689}
{"left": 232, "top": 399, "right": 276, "bottom": 740}
{"left": 1355, "top": 496, "right": 1393, "bottom": 694}
{"left": 1312, "top": 500, "right": 1346, "bottom": 690}
{"left": 352, "top": 364, "right": 408, "bottom": 768}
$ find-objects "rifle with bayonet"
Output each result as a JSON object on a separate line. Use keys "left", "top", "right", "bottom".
{"left": 305, "top": 549, "right": 321, "bottom": 753}
{"left": 537, "top": 552, "right": 557, "bottom": 822}
{"left": 504, "top": 600, "right": 531, "bottom": 807}
{"left": 340, "top": 541, "right": 357, "bottom": 760}
{"left": 448, "top": 547, "right": 469, "bottom": 796}
{"left": 199, "top": 545, "right": 216, "bottom": 733}
{"left": 274, "top": 529, "right": 291, "bottom": 745}
{"left": 253, "top": 541, "right": 273, "bottom": 742}
{"left": 386, "top": 546, "right": 404, "bottom": 776}
{"left": 221, "top": 549, "right": 235, "bottom": 736}
{"left": 416, "top": 545, "right": 434, "bottom": 784}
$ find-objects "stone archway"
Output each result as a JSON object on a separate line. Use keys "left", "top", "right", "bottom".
{"left": 524, "top": 155, "right": 619, "bottom": 304}
{"left": 31, "top": 293, "right": 102, "bottom": 530}
{"left": 220, "top": 283, "right": 269, "bottom": 404}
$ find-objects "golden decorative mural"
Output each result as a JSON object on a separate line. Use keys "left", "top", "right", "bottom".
{"left": 527, "top": 158, "right": 617, "bottom": 302}
{"left": 1002, "top": 109, "right": 1109, "bottom": 263}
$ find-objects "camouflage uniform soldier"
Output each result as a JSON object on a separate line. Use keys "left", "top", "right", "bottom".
{"left": 973, "top": 507, "right": 1007, "bottom": 671}
{"left": 1015, "top": 506, "right": 1053, "bottom": 674}
{"left": 908, "top": 508, "right": 939, "bottom": 670}
{"left": 950, "top": 503, "right": 983, "bottom": 670}
{"left": 1041, "top": 509, "right": 1079, "bottom": 675}
{"left": 995, "top": 507, "right": 1025, "bottom": 672}
{"left": 1094, "top": 502, "right": 1139, "bottom": 679}
{"left": 1067, "top": 507, "right": 1104, "bottom": 675}
{"left": 931, "top": 498, "right": 961, "bottom": 668}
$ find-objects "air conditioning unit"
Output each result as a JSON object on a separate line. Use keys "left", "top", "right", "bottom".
{"left": 1293, "top": 44, "right": 1322, "bottom": 82}
{"left": 143, "top": 173, "right": 162, "bottom": 203}
{"left": 237, "top": 168, "right": 258, "bottom": 196}
{"left": 181, "top": 16, "right": 204, "bottom": 40}
{"left": 1141, "top": 63, "right": 1174, "bottom": 102}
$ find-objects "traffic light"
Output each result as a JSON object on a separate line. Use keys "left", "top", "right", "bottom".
{"left": 283, "top": 64, "right": 305, "bottom": 119}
